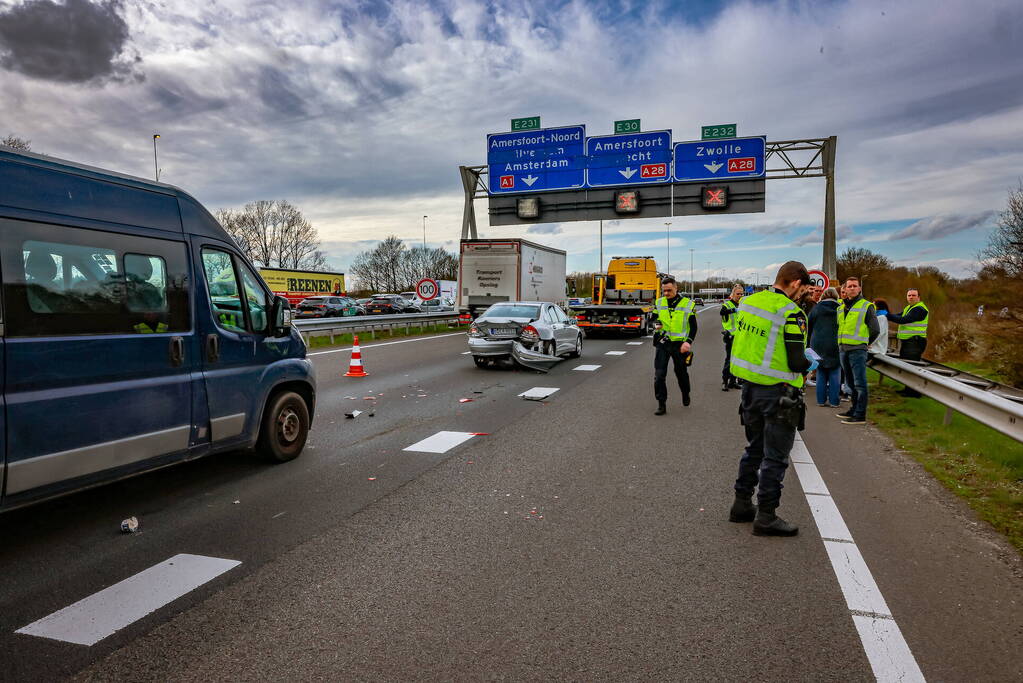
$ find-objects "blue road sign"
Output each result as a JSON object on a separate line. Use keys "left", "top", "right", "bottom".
{"left": 487, "top": 125, "right": 586, "bottom": 194}
{"left": 673, "top": 135, "right": 766, "bottom": 183}
{"left": 585, "top": 130, "right": 672, "bottom": 187}
{"left": 745, "top": 285, "right": 754, "bottom": 295}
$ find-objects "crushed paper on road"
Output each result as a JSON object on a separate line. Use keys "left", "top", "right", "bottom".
{"left": 120, "top": 516, "right": 139, "bottom": 533}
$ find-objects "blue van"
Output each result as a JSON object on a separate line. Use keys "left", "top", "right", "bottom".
{"left": 0, "top": 146, "right": 316, "bottom": 510}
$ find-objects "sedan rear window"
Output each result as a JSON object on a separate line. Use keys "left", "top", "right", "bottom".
{"left": 485, "top": 304, "right": 540, "bottom": 319}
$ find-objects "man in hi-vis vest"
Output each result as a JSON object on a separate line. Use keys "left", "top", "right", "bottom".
{"left": 836, "top": 276, "right": 880, "bottom": 423}
{"left": 719, "top": 283, "right": 744, "bottom": 392}
{"left": 651, "top": 276, "right": 698, "bottom": 416}
{"left": 728, "top": 262, "right": 814, "bottom": 537}
{"left": 885, "top": 288, "right": 929, "bottom": 398}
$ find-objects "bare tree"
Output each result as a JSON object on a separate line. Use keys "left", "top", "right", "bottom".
{"left": 2, "top": 134, "right": 31, "bottom": 151}
{"left": 349, "top": 237, "right": 458, "bottom": 293}
{"left": 216, "top": 200, "right": 328, "bottom": 270}
{"left": 980, "top": 181, "right": 1023, "bottom": 279}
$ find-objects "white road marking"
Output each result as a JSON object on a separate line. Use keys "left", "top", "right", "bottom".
{"left": 605, "top": 351, "right": 627, "bottom": 356}
{"left": 461, "top": 351, "right": 471, "bottom": 355}
{"left": 518, "top": 387, "right": 560, "bottom": 400}
{"left": 626, "top": 341, "right": 644, "bottom": 345}
{"left": 403, "top": 431, "right": 478, "bottom": 454}
{"left": 16, "top": 554, "right": 240, "bottom": 646}
{"left": 573, "top": 365, "right": 602, "bottom": 371}
{"left": 307, "top": 331, "right": 465, "bottom": 356}
{"left": 793, "top": 435, "right": 924, "bottom": 682}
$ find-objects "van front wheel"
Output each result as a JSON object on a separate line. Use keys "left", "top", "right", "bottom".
{"left": 257, "top": 391, "right": 310, "bottom": 463}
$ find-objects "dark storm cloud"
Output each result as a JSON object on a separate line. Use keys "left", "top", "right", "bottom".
{"left": 889, "top": 211, "right": 995, "bottom": 241}
{"left": 257, "top": 66, "right": 307, "bottom": 118}
{"left": 0, "top": 0, "right": 140, "bottom": 84}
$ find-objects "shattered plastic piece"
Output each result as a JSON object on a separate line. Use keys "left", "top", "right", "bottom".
{"left": 459, "top": 398, "right": 473, "bottom": 403}
{"left": 470, "top": 432, "right": 490, "bottom": 436}
{"left": 363, "top": 397, "right": 375, "bottom": 400}
{"left": 120, "top": 516, "right": 139, "bottom": 533}
{"left": 345, "top": 410, "right": 363, "bottom": 419}
{"left": 473, "top": 391, "right": 483, "bottom": 394}
{"left": 367, "top": 477, "right": 377, "bottom": 481}
{"left": 233, "top": 500, "right": 240, "bottom": 504}
{"left": 368, "top": 411, "right": 375, "bottom": 417}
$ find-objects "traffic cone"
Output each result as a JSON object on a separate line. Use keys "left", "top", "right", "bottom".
{"left": 344, "top": 335, "right": 369, "bottom": 377}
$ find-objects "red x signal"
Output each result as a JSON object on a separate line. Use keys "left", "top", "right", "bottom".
{"left": 702, "top": 186, "right": 728, "bottom": 209}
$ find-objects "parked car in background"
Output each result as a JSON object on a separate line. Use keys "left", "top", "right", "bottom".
{"left": 295, "top": 296, "right": 360, "bottom": 318}
{"left": 694, "top": 297, "right": 705, "bottom": 306}
{"left": 399, "top": 291, "right": 417, "bottom": 301}
{"left": 366, "top": 295, "right": 420, "bottom": 314}
{"left": 468, "top": 301, "right": 582, "bottom": 370}
{"left": 420, "top": 297, "right": 455, "bottom": 312}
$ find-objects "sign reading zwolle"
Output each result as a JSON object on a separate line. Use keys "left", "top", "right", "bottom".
{"left": 585, "top": 130, "right": 672, "bottom": 188}
{"left": 673, "top": 135, "right": 766, "bottom": 183}
{"left": 487, "top": 125, "right": 586, "bottom": 194}
{"left": 416, "top": 278, "right": 439, "bottom": 301}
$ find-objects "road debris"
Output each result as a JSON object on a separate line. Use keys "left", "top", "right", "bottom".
{"left": 459, "top": 398, "right": 473, "bottom": 403}
{"left": 367, "top": 477, "right": 377, "bottom": 481}
{"left": 120, "top": 516, "right": 139, "bottom": 533}
{"left": 345, "top": 410, "right": 363, "bottom": 419}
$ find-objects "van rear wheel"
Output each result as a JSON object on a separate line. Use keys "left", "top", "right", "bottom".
{"left": 257, "top": 391, "right": 310, "bottom": 463}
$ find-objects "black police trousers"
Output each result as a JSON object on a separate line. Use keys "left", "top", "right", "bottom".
{"left": 654, "top": 341, "right": 691, "bottom": 403}
{"left": 722, "top": 332, "right": 735, "bottom": 384}
{"left": 734, "top": 383, "right": 796, "bottom": 512}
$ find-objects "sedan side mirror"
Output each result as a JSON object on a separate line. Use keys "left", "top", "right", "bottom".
{"left": 271, "top": 295, "right": 293, "bottom": 336}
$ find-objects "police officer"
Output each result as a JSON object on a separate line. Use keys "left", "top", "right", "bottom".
{"left": 720, "top": 284, "right": 743, "bottom": 391}
{"left": 728, "top": 261, "right": 813, "bottom": 536}
{"left": 886, "top": 288, "right": 929, "bottom": 397}
{"left": 652, "top": 276, "right": 698, "bottom": 415}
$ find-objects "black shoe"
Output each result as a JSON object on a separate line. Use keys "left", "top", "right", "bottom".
{"left": 722, "top": 382, "right": 729, "bottom": 392}
{"left": 655, "top": 402, "right": 666, "bottom": 415}
{"left": 729, "top": 495, "right": 756, "bottom": 523}
{"left": 835, "top": 410, "right": 854, "bottom": 419}
{"left": 753, "top": 511, "right": 799, "bottom": 536}
{"left": 682, "top": 394, "right": 691, "bottom": 407}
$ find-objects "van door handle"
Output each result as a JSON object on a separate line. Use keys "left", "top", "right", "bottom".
{"left": 170, "top": 336, "right": 184, "bottom": 367}
{"left": 206, "top": 333, "right": 220, "bottom": 362}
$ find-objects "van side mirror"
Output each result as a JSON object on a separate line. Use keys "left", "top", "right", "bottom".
{"left": 272, "top": 296, "right": 293, "bottom": 336}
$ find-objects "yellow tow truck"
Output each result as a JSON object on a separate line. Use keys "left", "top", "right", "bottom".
{"left": 572, "top": 256, "right": 661, "bottom": 336}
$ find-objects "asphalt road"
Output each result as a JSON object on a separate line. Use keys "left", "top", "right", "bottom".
{"left": 1, "top": 308, "right": 1021, "bottom": 681}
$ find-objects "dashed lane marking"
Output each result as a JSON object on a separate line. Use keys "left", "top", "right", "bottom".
{"left": 573, "top": 365, "right": 602, "bottom": 371}
{"left": 16, "top": 554, "right": 241, "bottom": 646}
{"left": 793, "top": 434, "right": 925, "bottom": 682}
{"left": 307, "top": 332, "right": 466, "bottom": 356}
{"left": 626, "top": 342, "right": 644, "bottom": 345}
{"left": 605, "top": 351, "right": 627, "bottom": 356}
{"left": 403, "top": 431, "right": 479, "bottom": 454}
{"left": 518, "top": 387, "right": 560, "bottom": 400}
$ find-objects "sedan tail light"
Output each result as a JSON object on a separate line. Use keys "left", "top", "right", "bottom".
{"left": 628, "top": 316, "right": 642, "bottom": 322}
{"left": 468, "top": 324, "right": 484, "bottom": 337}
{"left": 576, "top": 314, "right": 586, "bottom": 321}
{"left": 520, "top": 324, "right": 540, "bottom": 343}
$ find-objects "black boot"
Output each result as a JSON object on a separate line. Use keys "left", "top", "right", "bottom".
{"left": 728, "top": 494, "right": 756, "bottom": 523}
{"left": 752, "top": 509, "right": 798, "bottom": 536}
{"left": 655, "top": 402, "right": 666, "bottom": 415}
{"left": 682, "top": 393, "right": 691, "bottom": 406}
{"left": 722, "top": 381, "right": 729, "bottom": 392}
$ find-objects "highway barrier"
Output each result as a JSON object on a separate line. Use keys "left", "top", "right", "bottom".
{"left": 869, "top": 354, "right": 1023, "bottom": 443}
{"left": 293, "top": 312, "right": 462, "bottom": 344}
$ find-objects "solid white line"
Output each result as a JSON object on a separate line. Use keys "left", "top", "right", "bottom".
{"left": 852, "top": 616, "right": 926, "bottom": 682}
{"left": 626, "top": 342, "right": 644, "bottom": 345}
{"left": 518, "top": 387, "right": 560, "bottom": 400}
{"left": 307, "top": 331, "right": 465, "bottom": 356}
{"left": 605, "top": 351, "right": 627, "bottom": 356}
{"left": 403, "top": 431, "right": 478, "bottom": 454}
{"left": 792, "top": 462, "right": 830, "bottom": 495}
{"left": 573, "top": 365, "right": 602, "bottom": 371}
{"left": 790, "top": 438, "right": 815, "bottom": 464}
{"left": 16, "top": 554, "right": 240, "bottom": 646}
{"left": 793, "top": 435, "right": 924, "bottom": 682}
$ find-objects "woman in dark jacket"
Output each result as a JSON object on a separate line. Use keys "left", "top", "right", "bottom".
{"left": 807, "top": 287, "right": 842, "bottom": 407}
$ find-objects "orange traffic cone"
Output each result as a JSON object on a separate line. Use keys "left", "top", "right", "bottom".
{"left": 344, "top": 335, "right": 369, "bottom": 377}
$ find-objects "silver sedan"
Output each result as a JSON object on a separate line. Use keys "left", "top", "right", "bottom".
{"left": 468, "top": 301, "right": 582, "bottom": 370}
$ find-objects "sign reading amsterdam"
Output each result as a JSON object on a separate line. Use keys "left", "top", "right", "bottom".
{"left": 259, "top": 268, "right": 345, "bottom": 305}
{"left": 487, "top": 125, "right": 586, "bottom": 194}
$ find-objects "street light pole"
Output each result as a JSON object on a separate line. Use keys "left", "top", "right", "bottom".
{"left": 152, "top": 133, "right": 160, "bottom": 181}
{"left": 689, "top": 248, "right": 694, "bottom": 298}
{"left": 422, "top": 215, "right": 428, "bottom": 251}
{"left": 599, "top": 219, "right": 603, "bottom": 271}
{"left": 664, "top": 222, "right": 672, "bottom": 275}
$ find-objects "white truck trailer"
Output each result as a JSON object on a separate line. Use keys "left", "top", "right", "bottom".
{"left": 457, "top": 238, "right": 567, "bottom": 317}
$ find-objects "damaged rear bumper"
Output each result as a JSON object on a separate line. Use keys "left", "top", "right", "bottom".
{"left": 510, "top": 341, "right": 562, "bottom": 373}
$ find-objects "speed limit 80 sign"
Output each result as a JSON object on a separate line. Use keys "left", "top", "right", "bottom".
{"left": 415, "top": 278, "right": 439, "bottom": 301}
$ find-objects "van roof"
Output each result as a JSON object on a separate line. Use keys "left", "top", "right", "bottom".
{"left": 0, "top": 144, "right": 234, "bottom": 243}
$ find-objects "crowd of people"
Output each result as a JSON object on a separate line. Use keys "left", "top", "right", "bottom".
{"left": 649, "top": 262, "right": 930, "bottom": 538}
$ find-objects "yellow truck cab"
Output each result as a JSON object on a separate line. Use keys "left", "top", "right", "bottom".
{"left": 574, "top": 257, "right": 660, "bottom": 336}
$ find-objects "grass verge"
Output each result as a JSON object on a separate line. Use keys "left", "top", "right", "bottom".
{"left": 867, "top": 368, "right": 1023, "bottom": 555}
{"left": 305, "top": 322, "right": 464, "bottom": 349}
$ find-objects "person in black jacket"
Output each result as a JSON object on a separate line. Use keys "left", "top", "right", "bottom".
{"left": 807, "top": 288, "right": 842, "bottom": 407}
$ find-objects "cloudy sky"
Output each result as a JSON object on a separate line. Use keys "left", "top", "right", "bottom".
{"left": 2, "top": 0, "right": 1021, "bottom": 282}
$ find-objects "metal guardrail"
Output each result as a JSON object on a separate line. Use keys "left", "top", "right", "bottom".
{"left": 869, "top": 354, "right": 1023, "bottom": 442}
{"left": 292, "top": 312, "right": 462, "bottom": 342}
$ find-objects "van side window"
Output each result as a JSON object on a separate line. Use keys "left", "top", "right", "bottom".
{"left": 2, "top": 220, "right": 189, "bottom": 336}
{"left": 201, "top": 249, "right": 246, "bottom": 333}
{"left": 239, "top": 265, "right": 268, "bottom": 332}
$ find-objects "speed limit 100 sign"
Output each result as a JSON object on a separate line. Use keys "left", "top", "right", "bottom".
{"left": 806, "top": 270, "right": 829, "bottom": 290}
{"left": 416, "top": 278, "right": 439, "bottom": 301}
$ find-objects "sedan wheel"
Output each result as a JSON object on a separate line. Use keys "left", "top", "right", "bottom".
{"left": 568, "top": 334, "right": 582, "bottom": 358}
